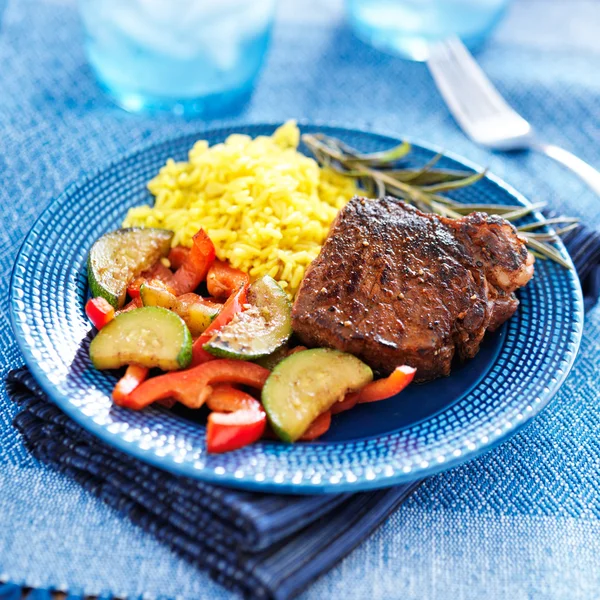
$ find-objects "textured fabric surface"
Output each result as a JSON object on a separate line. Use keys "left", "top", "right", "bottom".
{"left": 6, "top": 367, "right": 418, "bottom": 600}
{"left": 1, "top": 0, "right": 600, "bottom": 598}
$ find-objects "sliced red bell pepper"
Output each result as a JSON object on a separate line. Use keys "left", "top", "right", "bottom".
{"left": 191, "top": 283, "right": 248, "bottom": 366}
{"left": 119, "top": 359, "right": 270, "bottom": 410}
{"left": 168, "top": 246, "right": 191, "bottom": 270}
{"left": 357, "top": 365, "right": 416, "bottom": 404}
{"left": 205, "top": 385, "right": 266, "bottom": 453}
{"left": 206, "top": 260, "right": 250, "bottom": 300}
{"left": 157, "top": 397, "right": 177, "bottom": 409}
{"left": 287, "top": 345, "right": 308, "bottom": 356}
{"left": 206, "top": 385, "right": 260, "bottom": 413}
{"left": 170, "top": 229, "right": 215, "bottom": 296}
{"left": 330, "top": 393, "right": 360, "bottom": 415}
{"left": 207, "top": 409, "right": 267, "bottom": 453}
{"left": 85, "top": 297, "right": 115, "bottom": 329}
{"left": 299, "top": 410, "right": 331, "bottom": 441}
{"left": 127, "top": 262, "right": 174, "bottom": 299}
{"left": 116, "top": 297, "right": 143, "bottom": 315}
{"left": 332, "top": 366, "right": 416, "bottom": 413}
{"left": 112, "top": 364, "right": 149, "bottom": 404}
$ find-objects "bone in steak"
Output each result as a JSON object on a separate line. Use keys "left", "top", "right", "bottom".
{"left": 292, "top": 197, "right": 535, "bottom": 382}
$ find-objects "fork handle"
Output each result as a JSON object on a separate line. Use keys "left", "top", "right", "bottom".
{"left": 532, "top": 142, "right": 600, "bottom": 197}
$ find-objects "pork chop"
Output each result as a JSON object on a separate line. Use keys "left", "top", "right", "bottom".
{"left": 292, "top": 197, "right": 534, "bottom": 382}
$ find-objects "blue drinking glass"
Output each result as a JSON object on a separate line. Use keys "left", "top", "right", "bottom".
{"left": 0, "top": 0, "right": 7, "bottom": 30}
{"left": 79, "top": 0, "right": 276, "bottom": 116}
{"left": 346, "top": 0, "right": 512, "bottom": 61}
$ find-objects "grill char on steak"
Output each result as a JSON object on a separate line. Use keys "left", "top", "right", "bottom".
{"left": 292, "top": 197, "right": 535, "bottom": 382}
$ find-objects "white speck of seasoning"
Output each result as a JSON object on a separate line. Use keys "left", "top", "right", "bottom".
{"left": 471, "top": 294, "right": 477, "bottom": 300}
{"left": 418, "top": 268, "right": 424, "bottom": 275}
{"left": 344, "top": 320, "right": 352, "bottom": 327}
{"left": 362, "top": 240, "right": 370, "bottom": 247}
{"left": 320, "top": 287, "right": 327, "bottom": 294}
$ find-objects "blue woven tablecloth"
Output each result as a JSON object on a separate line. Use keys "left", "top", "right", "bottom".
{"left": 1, "top": 0, "right": 600, "bottom": 598}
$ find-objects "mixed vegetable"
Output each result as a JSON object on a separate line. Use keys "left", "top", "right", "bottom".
{"left": 86, "top": 226, "right": 415, "bottom": 453}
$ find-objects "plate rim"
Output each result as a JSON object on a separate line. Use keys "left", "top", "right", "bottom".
{"left": 9, "top": 121, "right": 585, "bottom": 493}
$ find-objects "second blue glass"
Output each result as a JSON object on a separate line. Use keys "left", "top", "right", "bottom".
{"left": 346, "top": 0, "right": 511, "bottom": 61}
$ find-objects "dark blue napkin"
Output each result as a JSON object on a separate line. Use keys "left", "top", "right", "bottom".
{"left": 6, "top": 224, "right": 600, "bottom": 600}
{"left": 6, "top": 372, "right": 419, "bottom": 600}
{"left": 561, "top": 225, "right": 600, "bottom": 312}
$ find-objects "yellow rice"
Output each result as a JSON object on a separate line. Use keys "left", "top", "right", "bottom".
{"left": 122, "top": 121, "right": 358, "bottom": 297}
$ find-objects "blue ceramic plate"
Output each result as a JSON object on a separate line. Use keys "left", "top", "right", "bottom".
{"left": 10, "top": 124, "right": 583, "bottom": 493}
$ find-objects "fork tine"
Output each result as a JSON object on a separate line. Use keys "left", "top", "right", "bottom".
{"left": 443, "top": 38, "right": 515, "bottom": 116}
{"left": 427, "top": 42, "right": 477, "bottom": 133}
{"left": 427, "top": 37, "right": 531, "bottom": 146}
{"left": 429, "top": 39, "right": 506, "bottom": 124}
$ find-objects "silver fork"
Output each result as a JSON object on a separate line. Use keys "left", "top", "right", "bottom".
{"left": 427, "top": 37, "right": 600, "bottom": 197}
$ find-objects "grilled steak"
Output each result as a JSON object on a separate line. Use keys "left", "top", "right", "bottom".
{"left": 292, "top": 197, "right": 534, "bottom": 382}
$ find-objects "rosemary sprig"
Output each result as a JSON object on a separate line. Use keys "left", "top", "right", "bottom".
{"left": 523, "top": 223, "right": 579, "bottom": 241}
{"left": 303, "top": 133, "right": 578, "bottom": 268}
{"left": 387, "top": 168, "right": 471, "bottom": 185}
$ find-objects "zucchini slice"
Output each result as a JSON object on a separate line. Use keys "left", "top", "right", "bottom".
{"left": 89, "top": 306, "right": 192, "bottom": 371}
{"left": 203, "top": 276, "right": 291, "bottom": 360}
{"left": 88, "top": 228, "right": 173, "bottom": 308}
{"left": 261, "top": 348, "right": 373, "bottom": 442}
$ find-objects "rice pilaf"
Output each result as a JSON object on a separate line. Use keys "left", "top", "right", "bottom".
{"left": 123, "top": 122, "right": 357, "bottom": 297}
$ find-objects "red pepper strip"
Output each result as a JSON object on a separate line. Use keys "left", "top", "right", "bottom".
{"left": 120, "top": 359, "right": 270, "bottom": 411}
{"left": 168, "top": 246, "right": 191, "bottom": 270}
{"left": 357, "top": 365, "right": 416, "bottom": 404}
{"left": 127, "top": 261, "right": 174, "bottom": 299}
{"left": 206, "top": 385, "right": 260, "bottom": 413}
{"left": 287, "top": 345, "right": 308, "bottom": 356}
{"left": 170, "top": 229, "right": 216, "bottom": 296}
{"left": 332, "top": 366, "right": 416, "bottom": 413}
{"left": 112, "top": 365, "right": 149, "bottom": 405}
{"left": 330, "top": 393, "right": 360, "bottom": 415}
{"left": 206, "top": 260, "right": 250, "bottom": 300}
{"left": 85, "top": 297, "right": 115, "bottom": 329}
{"left": 191, "top": 283, "right": 248, "bottom": 366}
{"left": 299, "top": 410, "right": 331, "bottom": 441}
{"left": 207, "top": 409, "right": 267, "bottom": 453}
{"left": 116, "top": 297, "right": 142, "bottom": 315}
{"left": 157, "top": 397, "right": 177, "bottom": 409}
{"left": 205, "top": 385, "right": 266, "bottom": 453}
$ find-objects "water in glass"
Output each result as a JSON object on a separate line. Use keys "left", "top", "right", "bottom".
{"left": 346, "top": 0, "right": 510, "bottom": 61}
{"left": 79, "top": 0, "right": 275, "bottom": 115}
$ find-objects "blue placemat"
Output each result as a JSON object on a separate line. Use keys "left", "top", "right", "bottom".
{"left": 4, "top": 221, "right": 599, "bottom": 599}
{"left": 1, "top": 0, "right": 600, "bottom": 598}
